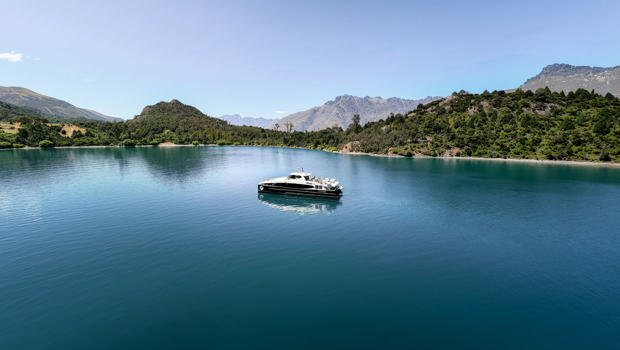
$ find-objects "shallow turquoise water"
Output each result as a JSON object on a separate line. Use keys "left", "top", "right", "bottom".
{"left": 1, "top": 146, "right": 619, "bottom": 349}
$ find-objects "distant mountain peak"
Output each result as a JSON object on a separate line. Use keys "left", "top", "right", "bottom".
{"left": 273, "top": 95, "right": 441, "bottom": 131}
{"left": 536, "top": 63, "right": 618, "bottom": 77}
{"left": 540, "top": 63, "right": 579, "bottom": 74}
{"left": 218, "top": 114, "right": 278, "bottom": 128}
{"left": 520, "top": 63, "right": 620, "bottom": 97}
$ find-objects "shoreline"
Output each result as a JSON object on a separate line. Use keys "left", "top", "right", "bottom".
{"left": 2, "top": 143, "right": 619, "bottom": 168}
{"left": 0, "top": 143, "right": 220, "bottom": 150}
{"left": 328, "top": 150, "right": 620, "bottom": 168}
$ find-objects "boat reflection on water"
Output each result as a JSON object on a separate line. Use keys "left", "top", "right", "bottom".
{"left": 258, "top": 193, "right": 342, "bottom": 215}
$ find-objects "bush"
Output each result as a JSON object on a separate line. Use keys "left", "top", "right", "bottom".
{"left": 71, "top": 138, "right": 94, "bottom": 146}
{"left": 192, "top": 140, "right": 199, "bottom": 146}
{"left": 599, "top": 148, "right": 611, "bottom": 162}
{"left": 12, "top": 143, "right": 25, "bottom": 148}
{"left": 39, "top": 140, "right": 54, "bottom": 148}
{"left": 0, "top": 141, "right": 12, "bottom": 148}
{"left": 120, "top": 139, "right": 137, "bottom": 147}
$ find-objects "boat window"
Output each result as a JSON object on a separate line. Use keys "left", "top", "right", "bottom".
{"left": 304, "top": 176, "right": 309, "bottom": 180}
{"left": 277, "top": 183, "right": 314, "bottom": 189}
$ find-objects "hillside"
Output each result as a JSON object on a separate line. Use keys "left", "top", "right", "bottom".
{"left": 219, "top": 114, "right": 278, "bottom": 128}
{"left": 0, "top": 100, "right": 47, "bottom": 120}
{"left": 344, "top": 88, "right": 619, "bottom": 162}
{"left": 273, "top": 95, "right": 440, "bottom": 131}
{"left": 0, "top": 86, "right": 122, "bottom": 122}
{"left": 125, "top": 99, "right": 231, "bottom": 143}
{"left": 2, "top": 92, "right": 617, "bottom": 163}
{"left": 119, "top": 99, "right": 286, "bottom": 145}
{"left": 0, "top": 99, "right": 286, "bottom": 147}
{"left": 520, "top": 64, "right": 620, "bottom": 97}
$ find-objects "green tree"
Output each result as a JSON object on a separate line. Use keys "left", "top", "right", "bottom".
{"left": 349, "top": 114, "right": 361, "bottom": 132}
{"left": 39, "top": 140, "right": 54, "bottom": 148}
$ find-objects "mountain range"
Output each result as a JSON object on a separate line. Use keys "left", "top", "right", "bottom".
{"left": 3, "top": 63, "right": 618, "bottom": 130}
{"left": 218, "top": 114, "right": 278, "bottom": 128}
{"left": 271, "top": 95, "right": 440, "bottom": 131}
{"left": 519, "top": 64, "right": 620, "bottom": 97}
{"left": 4, "top": 91, "right": 616, "bottom": 163}
{"left": 0, "top": 86, "right": 122, "bottom": 122}
{"left": 262, "top": 63, "right": 619, "bottom": 131}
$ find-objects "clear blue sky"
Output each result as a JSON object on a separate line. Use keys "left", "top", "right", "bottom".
{"left": 1, "top": 0, "right": 619, "bottom": 119}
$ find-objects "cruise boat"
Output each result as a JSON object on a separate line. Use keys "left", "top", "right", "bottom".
{"left": 258, "top": 170, "right": 343, "bottom": 199}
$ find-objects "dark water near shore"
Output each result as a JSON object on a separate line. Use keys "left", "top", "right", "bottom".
{"left": 1, "top": 146, "right": 620, "bottom": 349}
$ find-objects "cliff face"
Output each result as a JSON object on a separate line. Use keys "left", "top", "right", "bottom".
{"left": 273, "top": 95, "right": 441, "bottom": 131}
{"left": 520, "top": 64, "right": 620, "bottom": 97}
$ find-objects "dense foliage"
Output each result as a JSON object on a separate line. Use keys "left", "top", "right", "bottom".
{"left": 0, "top": 99, "right": 346, "bottom": 150}
{"left": 351, "top": 88, "right": 619, "bottom": 161}
{"left": 1, "top": 89, "right": 618, "bottom": 162}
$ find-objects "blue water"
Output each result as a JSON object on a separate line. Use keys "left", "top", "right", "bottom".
{"left": 1, "top": 146, "right": 619, "bottom": 349}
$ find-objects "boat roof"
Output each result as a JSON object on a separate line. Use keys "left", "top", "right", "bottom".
{"left": 289, "top": 172, "right": 311, "bottom": 176}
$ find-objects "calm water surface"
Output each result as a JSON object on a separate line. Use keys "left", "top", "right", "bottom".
{"left": 1, "top": 146, "right": 619, "bottom": 349}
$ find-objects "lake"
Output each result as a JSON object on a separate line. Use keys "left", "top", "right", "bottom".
{"left": 1, "top": 146, "right": 619, "bottom": 349}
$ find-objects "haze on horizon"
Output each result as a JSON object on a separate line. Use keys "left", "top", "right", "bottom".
{"left": 1, "top": 0, "right": 619, "bottom": 120}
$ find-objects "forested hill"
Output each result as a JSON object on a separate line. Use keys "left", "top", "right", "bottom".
{"left": 346, "top": 88, "right": 619, "bottom": 161}
{"left": 123, "top": 99, "right": 283, "bottom": 145}
{"left": 1, "top": 90, "right": 618, "bottom": 163}
{"left": 137, "top": 99, "right": 210, "bottom": 119}
{"left": 128, "top": 99, "right": 229, "bottom": 133}
{"left": 0, "top": 99, "right": 291, "bottom": 147}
